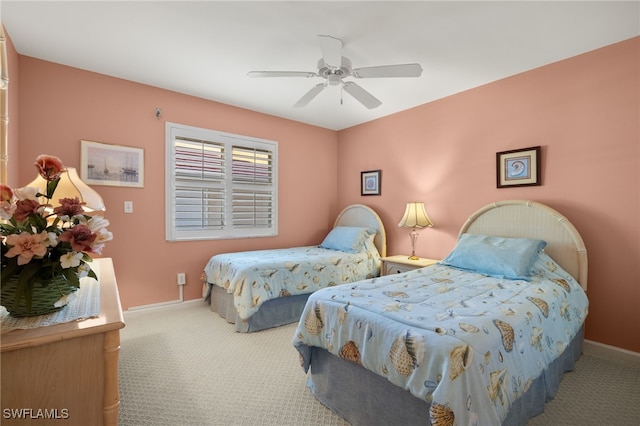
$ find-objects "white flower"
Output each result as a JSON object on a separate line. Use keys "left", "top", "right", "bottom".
{"left": 91, "top": 243, "right": 106, "bottom": 254}
{"left": 91, "top": 228, "right": 113, "bottom": 253}
{"left": 77, "top": 262, "right": 92, "bottom": 278}
{"left": 13, "top": 186, "right": 39, "bottom": 200}
{"left": 60, "top": 252, "right": 83, "bottom": 269}
{"left": 0, "top": 201, "right": 16, "bottom": 220}
{"left": 43, "top": 232, "right": 59, "bottom": 248}
{"left": 54, "top": 291, "right": 77, "bottom": 308}
{"left": 87, "top": 216, "right": 110, "bottom": 231}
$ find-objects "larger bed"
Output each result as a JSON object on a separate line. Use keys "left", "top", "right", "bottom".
{"left": 203, "top": 204, "right": 386, "bottom": 332}
{"left": 293, "top": 200, "right": 588, "bottom": 426}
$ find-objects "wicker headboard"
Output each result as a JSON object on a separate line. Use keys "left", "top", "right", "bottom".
{"left": 459, "top": 200, "right": 587, "bottom": 290}
{"left": 334, "top": 204, "right": 387, "bottom": 258}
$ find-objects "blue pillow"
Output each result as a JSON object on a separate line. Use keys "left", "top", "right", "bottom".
{"left": 440, "top": 233, "right": 547, "bottom": 280}
{"left": 320, "top": 226, "right": 377, "bottom": 253}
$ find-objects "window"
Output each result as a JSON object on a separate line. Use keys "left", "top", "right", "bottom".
{"left": 165, "top": 122, "right": 278, "bottom": 241}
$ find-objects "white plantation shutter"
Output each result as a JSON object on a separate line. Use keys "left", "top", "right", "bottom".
{"left": 231, "top": 146, "right": 274, "bottom": 229}
{"left": 166, "top": 123, "right": 278, "bottom": 241}
{"left": 174, "top": 137, "right": 226, "bottom": 231}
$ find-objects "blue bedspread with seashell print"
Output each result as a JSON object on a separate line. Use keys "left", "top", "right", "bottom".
{"left": 204, "top": 246, "right": 380, "bottom": 320}
{"left": 293, "top": 251, "right": 588, "bottom": 426}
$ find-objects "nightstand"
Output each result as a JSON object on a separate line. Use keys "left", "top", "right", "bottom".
{"left": 381, "top": 255, "right": 439, "bottom": 275}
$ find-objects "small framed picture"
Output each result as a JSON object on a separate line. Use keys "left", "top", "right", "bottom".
{"left": 81, "top": 140, "right": 144, "bottom": 187}
{"left": 361, "top": 170, "right": 381, "bottom": 196}
{"left": 496, "top": 146, "right": 541, "bottom": 188}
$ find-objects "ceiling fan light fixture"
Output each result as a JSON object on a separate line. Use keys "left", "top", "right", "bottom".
{"left": 327, "top": 74, "right": 342, "bottom": 86}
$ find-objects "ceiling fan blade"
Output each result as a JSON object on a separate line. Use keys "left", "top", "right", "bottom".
{"left": 248, "top": 71, "right": 317, "bottom": 78}
{"left": 317, "top": 35, "right": 342, "bottom": 69}
{"left": 352, "top": 63, "right": 423, "bottom": 78}
{"left": 342, "top": 82, "right": 382, "bottom": 109}
{"left": 294, "top": 83, "right": 327, "bottom": 108}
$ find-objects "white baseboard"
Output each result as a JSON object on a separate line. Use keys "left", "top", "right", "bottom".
{"left": 584, "top": 339, "right": 640, "bottom": 363}
{"left": 125, "top": 298, "right": 203, "bottom": 316}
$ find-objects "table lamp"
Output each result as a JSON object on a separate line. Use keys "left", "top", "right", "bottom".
{"left": 398, "top": 201, "right": 433, "bottom": 260}
{"left": 27, "top": 167, "right": 105, "bottom": 212}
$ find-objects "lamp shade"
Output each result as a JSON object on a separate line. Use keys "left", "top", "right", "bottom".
{"left": 398, "top": 202, "right": 433, "bottom": 229}
{"left": 27, "top": 167, "right": 106, "bottom": 212}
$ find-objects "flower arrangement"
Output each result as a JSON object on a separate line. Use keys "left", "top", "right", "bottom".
{"left": 0, "top": 155, "right": 112, "bottom": 315}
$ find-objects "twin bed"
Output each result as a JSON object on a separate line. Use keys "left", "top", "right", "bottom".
{"left": 293, "top": 200, "right": 589, "bottom": 426}
{"left": 203, "top": 204, "right": 386, "bottom": 332}
{"left": 203, "top": 199, "right": 589, "bottom": 425}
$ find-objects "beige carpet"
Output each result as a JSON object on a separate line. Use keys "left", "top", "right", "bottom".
{"left": 119, "top": 301, "right": 640, "bottom": 425}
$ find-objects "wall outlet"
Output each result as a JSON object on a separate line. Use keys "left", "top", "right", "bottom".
{"left": 177, "top": 273, "right": 186, "bottom": 285}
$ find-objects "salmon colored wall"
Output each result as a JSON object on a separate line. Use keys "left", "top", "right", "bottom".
{"left": 7, "top": 29, "right": 638, "bottom": 352}
{"left": 337, "top": 38, "right": 640, "bottom": 353}
{"left": 14, "top": 56, "right": 338, "bottom": 310}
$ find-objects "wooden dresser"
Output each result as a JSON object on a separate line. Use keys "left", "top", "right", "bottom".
{"left": 1, "top": 258, "right": 125, "bottom": 425}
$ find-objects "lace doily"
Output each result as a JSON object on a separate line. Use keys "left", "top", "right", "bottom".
{"left": 1, "top": 277, "right": 101, "bottom": 334}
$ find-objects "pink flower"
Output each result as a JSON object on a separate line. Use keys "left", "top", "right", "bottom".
{"left": 59, "top": 224, "right": 97, "bottom": 252}
{"left": 0, "top": 184, "right": 13, "bottom": 202}
{"left": 53, "top": 197, "right": 85, "bottom": 217}
{"left": 13, "top": 199, "right": 41, "bottom": 222}
{"left": 34, "top": 154, "right": 65, "bottom": 181}
{"left": 4, "top": 231, "right": 49, "bottom": 265}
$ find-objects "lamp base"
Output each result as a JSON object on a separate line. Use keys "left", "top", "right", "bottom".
{"left": 408, "top": 229, "right": 420, "bottom": 261}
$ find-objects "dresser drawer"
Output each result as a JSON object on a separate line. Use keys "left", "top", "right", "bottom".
{"left": 385, "top": 262, "right": 416, "bottom": 275}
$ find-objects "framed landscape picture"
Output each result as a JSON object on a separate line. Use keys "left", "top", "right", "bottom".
{"left": 81, "top": 140, "right": 144, "bottom": 188}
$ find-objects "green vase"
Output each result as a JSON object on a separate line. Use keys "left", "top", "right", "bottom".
{"left": 1, "top": 273, "right": 79, "bottom": 317}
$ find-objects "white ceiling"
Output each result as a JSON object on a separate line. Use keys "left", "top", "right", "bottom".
{"left": 2, "top": 1, "right": 639, "bottom": 131}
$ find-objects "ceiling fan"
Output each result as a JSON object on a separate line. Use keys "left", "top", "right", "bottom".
{"left": 247, "top": 35, "right": 423, "bottom": 109}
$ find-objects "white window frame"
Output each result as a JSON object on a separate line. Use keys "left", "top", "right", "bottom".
{"left": 165, "top": 122, "right": 278, "bottom": 241}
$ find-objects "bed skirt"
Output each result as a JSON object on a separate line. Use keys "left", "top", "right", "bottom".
{"left": 207, "top": 284, "right": 310, "bottom": 333}
{"left": 307, "top": 326, "right": 585, "bottom": 426}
